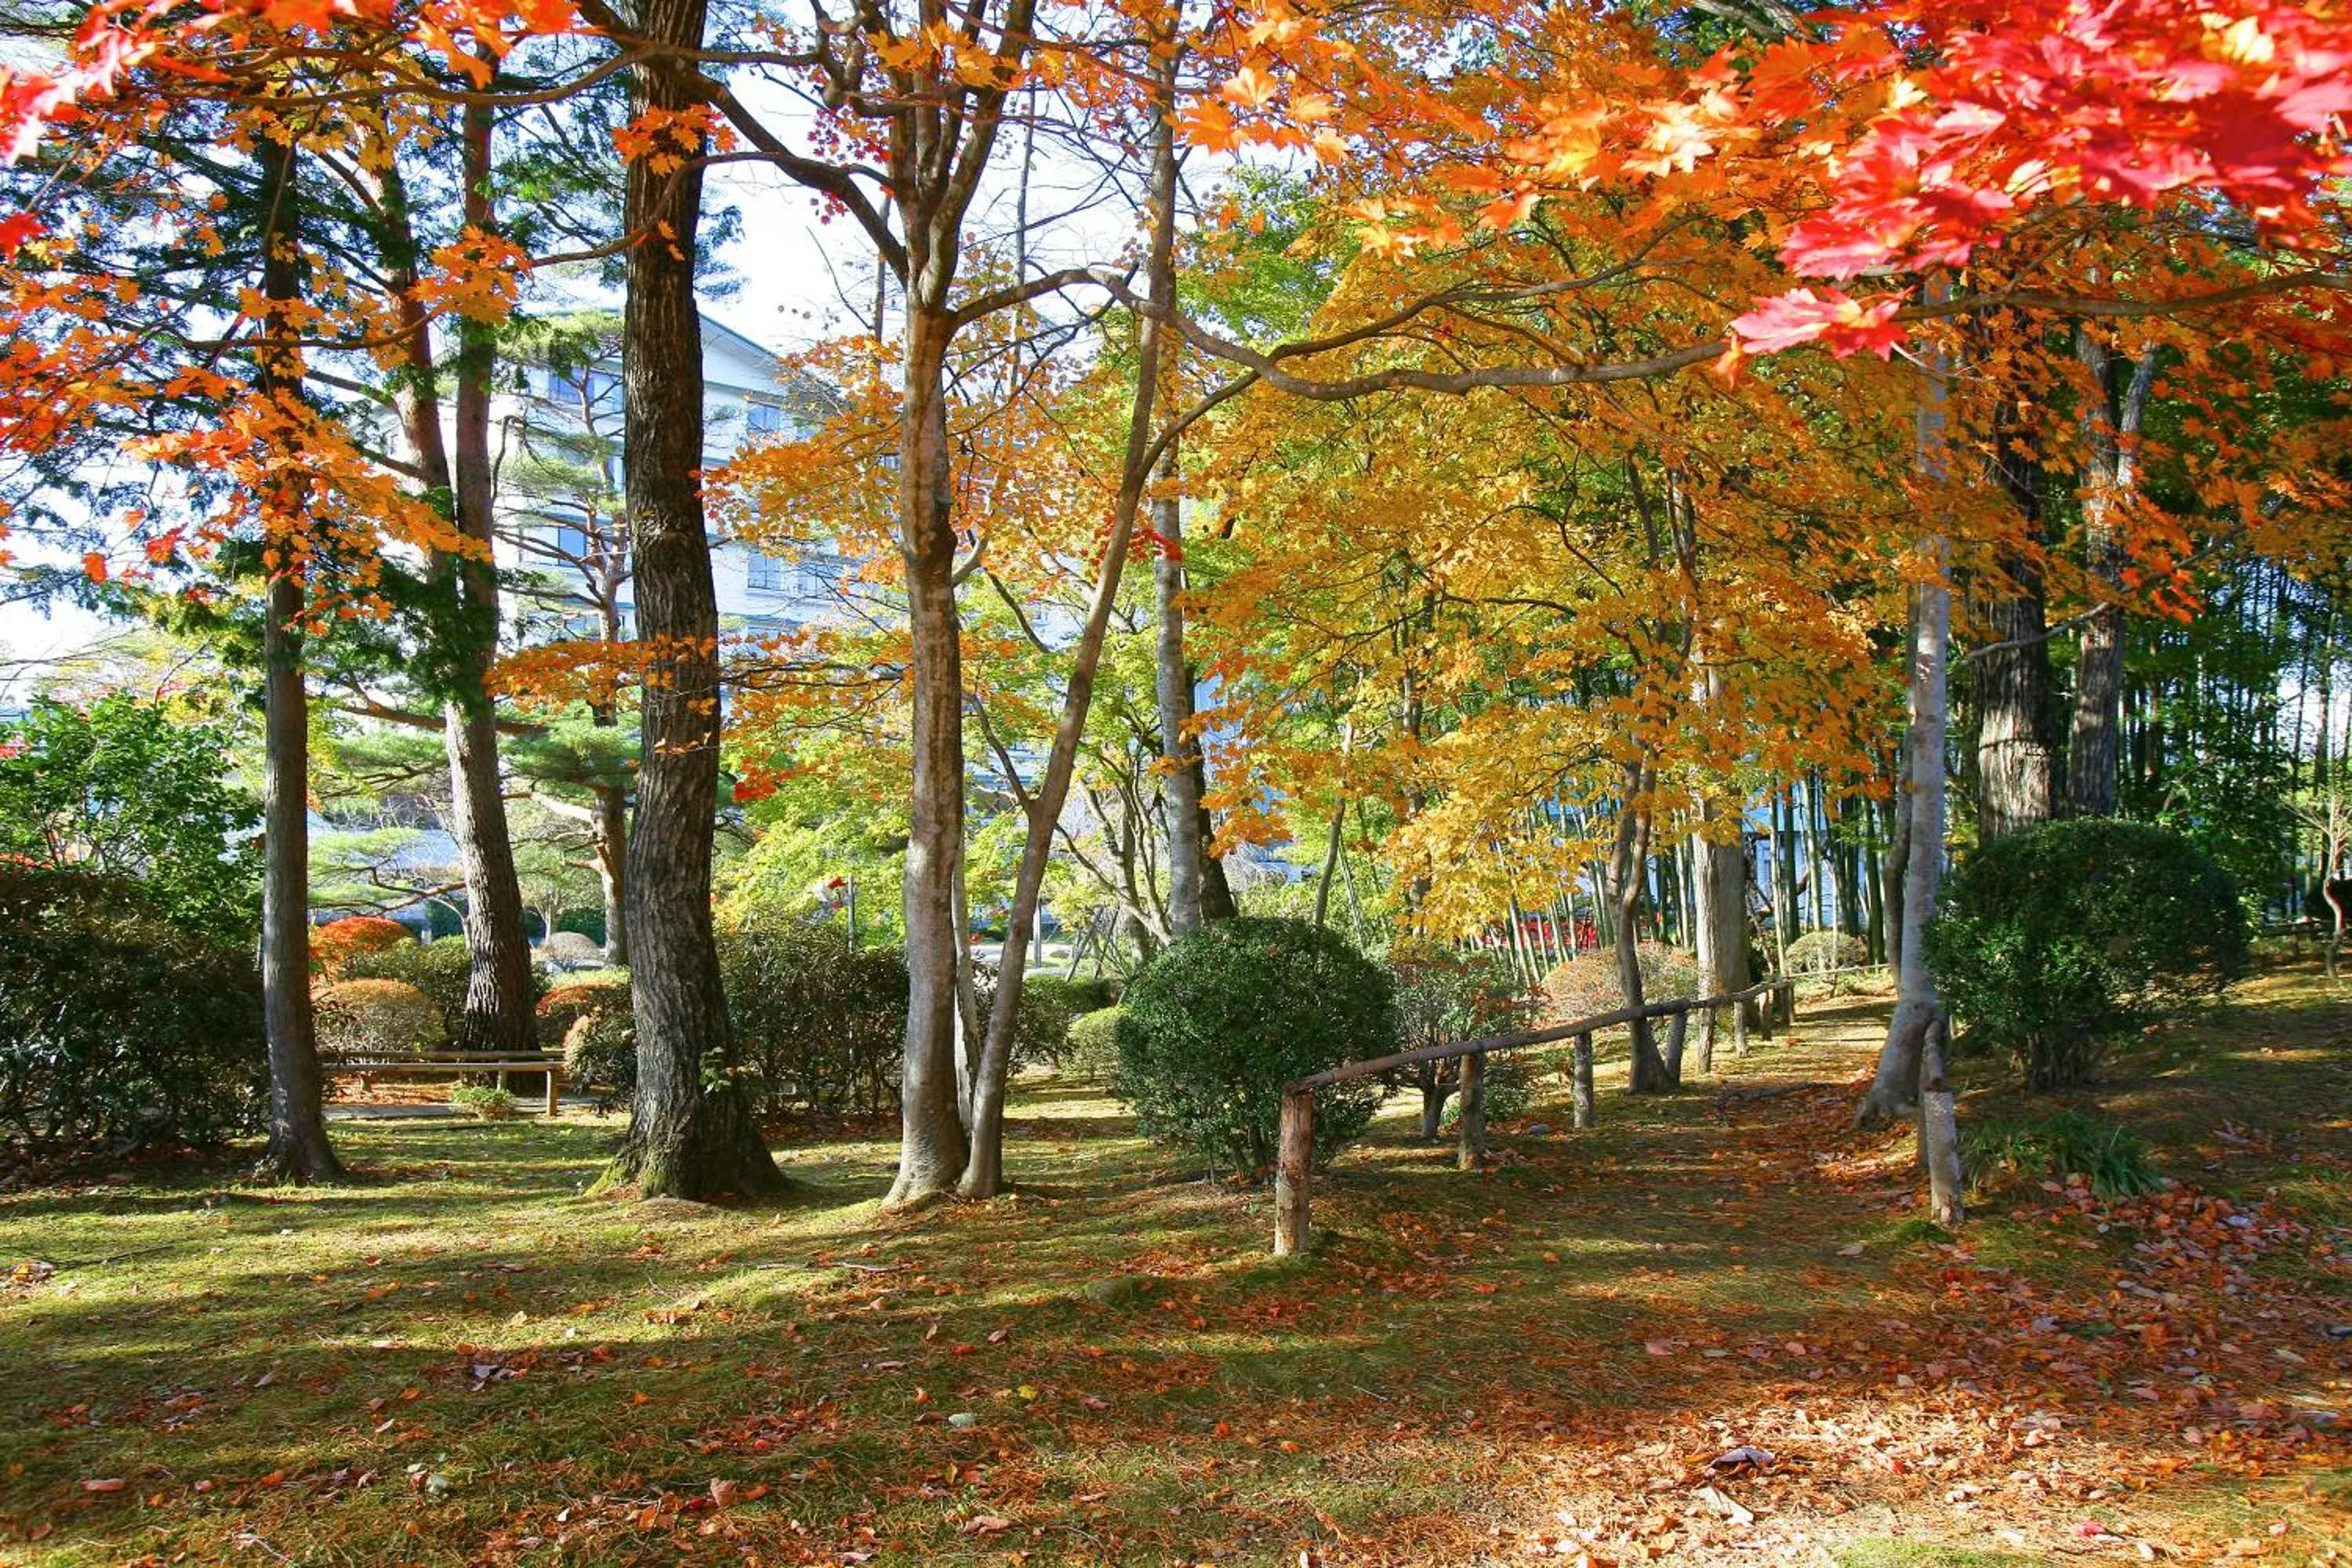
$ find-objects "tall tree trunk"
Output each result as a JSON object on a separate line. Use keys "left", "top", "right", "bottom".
{"left": 607, "top": 0, "right": 783, "bottom": 1200}
{"left": 1198, "top": 789, "right": 1239, "bottom": 920}
{"left": 1690, "top": 812, "right": 1748, "bottom": 1069}
{"left": 950, "top": 866, "right": 985, "bottom": 1135}
{"left": 961, "top": 42, "right": 1181, "bottom": 1198}
{"left": 593, "top": 781, "right": 628, "bottom": 967}
{"left": 443, "top": 90, "right": 538, "bottom": 1055}
{"left": 444, "top": 704, "right": 536, "bottom": 1051}
{"left": 1860, "top": 798, "right": 1886, "bottom": 964}
{"left": 252, "top": 130, "right": 341, "bottom": 1183}
{"left": 1879, "top": 756, "right": 1911, "bottom": 972}
{"left": 1690, "top": 656, "right": 1750, "bottom": 1055}
{"left": 1976, "top": 582, "right": 2057, "bottom": 839}
{"left": 1919, "top": 1013, "right": 1965, "bottom": 1229}
{"left": 1863, "top": 570, "right": 1962, "bottom": 1142}
{"left": 1860, "top": 335, "right": 1969, "bottom": 1225}
{"left": 1612, "top": 765, "right": 1671, "bottom": 1091}
{"left": 2067, "top": 336, "right": 2156, "bottom": 818}
{"left": 375, "top": 108, "right": 535, "bottom": 1054}
{"left": 1774, "top": 789, "right": 1800, "bottom": 948}
{"left": 260, "top": 571, "right": 343, "bottom": 1181}
{"left": 592, "top": 572, "right": 630, "bottom": 967}
{"left": 1414, "top": 1059, "right": 1453, "bottom": 1142}
{"left": 1312, "top": 789, "right": 1345, "bottom": 927}
{"left": 1153, "top": 439, "right": 1206, "bottom": 938}
{"left": 865, "top": 0, "right": 1042, "bottom": 1204}
{"left": 887, "top": 291, "right": 971, "bottom": 1206}
{"left": 1974, "top": 410, "right": 2056, "bottom": 840}
{"left": 1834, "top": 794, "right": 1865, "bottom": 937}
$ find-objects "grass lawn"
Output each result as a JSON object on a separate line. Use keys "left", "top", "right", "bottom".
{"left": 3, "top": 966, "right": 2347, "bottom": 1566}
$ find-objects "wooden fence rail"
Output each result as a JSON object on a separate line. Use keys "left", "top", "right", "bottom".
{"left": 1272, "top": 975, "right": 1795, "bottom": 1256}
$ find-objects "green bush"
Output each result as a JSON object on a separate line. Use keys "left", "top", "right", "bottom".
{"left": 982, "top": 971, "right": 1112, "bottom": 1073}
{"left": 562, "top": 1006, "right": 636, "bottom": 1096}
{"left": 1391, "top": 942, "right": 1540, "bottom": 1134}
{"left": 343, "top": 935, "right": 473, "bottom": 1039}
{"left": 555, "top": 908, "right": 608, "bottom": 946}
{"left": 720, "top": 923, "right": 907, "bottom": 1120}
{"left": 0, "top": 869, "right": 266, "bottom": 1151}
{"left": 0, "top": 695, "right": 263, "bottom": 935}
{"left": 450, "top": 1083, "right": 521, "bottom": 1121}
{"left": 345, "top": 935, "right": 547, "bottom": 1043}
{"left": 1437, "top": 1053, "right": 1537, "bottom": 1131}
{"left": 1115, "top": 917, "right": 1396, "bottom": 1176}
{"left": 314, "top": 978, "right": 443, "bottom": 1060}
{"left": 1061, "top": 1006, "right": 1123, "bottom": 1083}
{"left": 1962, "top": 1109, "right": 2161, "bottom": 1199}
{"left": 1929, "top": 818, "right": 2249, "bottom": 1089}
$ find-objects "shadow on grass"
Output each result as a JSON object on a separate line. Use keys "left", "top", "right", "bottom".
{"left": 4, "top": 976, "right": 2348, "bottom": 1566}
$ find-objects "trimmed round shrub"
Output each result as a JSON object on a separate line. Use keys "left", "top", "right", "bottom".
{"left": 1115, "top": 917, "right": 1396, "bottom": 1176}
{"left": 539, "top": 978, "right": 630, "bottom": 1045}
{"left": 315, "top": 978, "right": 443, "bottom": 1061}
{"left": 0, "top": 869, "right": 266, "bottom": 1151}
{"left": 1784, "top": 929, "right": 1869, "bottom": 978}
{"left": 1541, "top": 943, "right": 1697, "bottom": 1022}
{"left": 1928, "top": 818, "right": 2249, "bottom": 1090}
{"left": 720, "top": 922, "right": 907, "bottom": 1120}
{"left": 346, "top": 935, "right": 546, "bottom": 1042}
{"left": 343, "top": 935, "right": 472, "bottom": 1037}
{"left": 1061, "top": 1006, "right": 1123, "bottom": 1083}
{"left": 539, "top": 930, "right": 605, "bottom": 970}
{"left": 313, "top": 915, "right": 416, "bottom": 978}
{"left": 562, "top": 1006, "right": 636, "bottom": 1096}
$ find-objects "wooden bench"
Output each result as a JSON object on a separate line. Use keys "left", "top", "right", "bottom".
{"left": 334, "top": 1053, "right": 567, "bottom": 1116}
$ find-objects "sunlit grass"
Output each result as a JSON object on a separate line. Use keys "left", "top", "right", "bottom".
{"left": 2, "top": 969, "right": 2346, "bottom": 1565}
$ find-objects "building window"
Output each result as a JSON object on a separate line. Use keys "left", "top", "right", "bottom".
{"left": 746, "top": 399, "right": 786, "bottom": 436}
{"left": 747, "top": 551, "right": 784, "bottom": 593}
{"left": 554, "top": 521, "right": 590, "bottom": 561}
{"left": 550, "top": 365, "right": 620, "bottom": 413}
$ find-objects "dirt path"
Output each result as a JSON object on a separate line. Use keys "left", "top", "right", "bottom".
{"left": 1421, "top": 980, "right": 2352, "bottom": 1568}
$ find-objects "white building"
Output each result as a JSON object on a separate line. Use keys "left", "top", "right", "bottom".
{"left": 499, "top": 312, "right": 848, "bottom": 636}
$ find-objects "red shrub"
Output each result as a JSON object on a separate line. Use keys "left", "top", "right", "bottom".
{"left": 312, "top": 916, "right": 416, "bottom": 978}
{"left": 537, "top": 978, "right": 629, "bottom": 1043}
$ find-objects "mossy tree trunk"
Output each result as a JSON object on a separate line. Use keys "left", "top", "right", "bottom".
{"left": 252, "top": 129, "right": 342, "bottom": 1185}
{"left": 605, "top": 0, "right": 783, "bottom": 1202}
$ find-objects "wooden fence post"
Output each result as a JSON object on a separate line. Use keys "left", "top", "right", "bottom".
{"left": 1274, "top": 1087, "right": 1313, "bottom": 1256}
{"left": 546, "top": 1067, "right": 561, "bottom": 1117}
{"left": 1571, "top": 1033, "right": 1595, "bottom": 1129}
{"left": 1457, "top": 1051, "right": 1486, "bottom": 1171}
